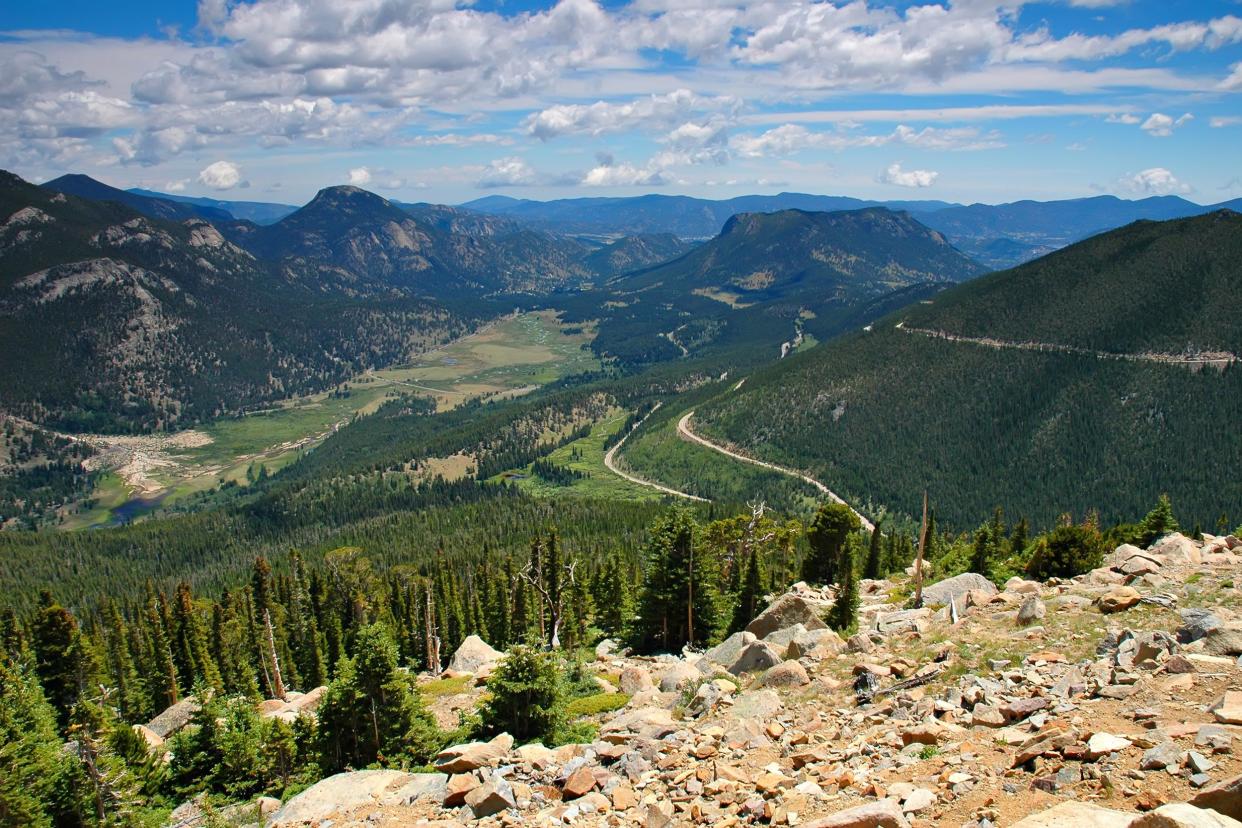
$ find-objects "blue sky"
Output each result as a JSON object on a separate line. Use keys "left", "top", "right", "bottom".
{"left": 2, "top": 0, "right": 1240, "bottom": 206}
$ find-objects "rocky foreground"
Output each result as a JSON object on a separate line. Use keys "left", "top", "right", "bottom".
{"left": 192, "top": 532, "right": 1242, "bottom": 827}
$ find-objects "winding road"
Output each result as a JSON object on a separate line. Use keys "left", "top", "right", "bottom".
{"left": 602, "top": 403, "right": 708, "bottom": 502}
{"left": 897, "top": 323, "right": 1238, "bottom": 369}
{"left": 677, "top": 410, "right": 874, "bottom": 531}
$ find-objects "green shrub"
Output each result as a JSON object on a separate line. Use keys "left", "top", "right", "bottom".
{"left": 565, "top": 693, "right": 629, "bottom": 719}
{"left": 1025, "top": 522, "right": 1106, "bottom": 580}
{"left": 477, "top": 645, "right": 567, "bottom": 743}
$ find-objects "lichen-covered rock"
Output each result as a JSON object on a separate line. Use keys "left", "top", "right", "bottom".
{"left": 921, "top": 573, "right": 997, "bottom": 610}
{"left": 447, "top": 634, "right": 503, "bottom": 674}
{"left": 745, "top": 593, "right": 829, "bottom": 639}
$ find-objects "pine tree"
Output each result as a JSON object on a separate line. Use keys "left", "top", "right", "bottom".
{"left": 802, "top": 502, "right": 861, "bottom": 587}
{"left": 477, "top": 644, "right": 566, "bottom": 743}
{"left": 969, "top": 526, "right": 993, "bottom": 579}
{"left": 1009, "top": 517, "right": 1030, "bottom": 558}
{"left": 31, "top": 591, "right": 84, "bottom": 729}
{"left": 0, "top": 655, "right": 70, "bottom": 827}
{"left": 729, "top": 551, "right": 765, "bottom": 634}
{"left": 632, "top": 509, "right": 722, "bottom": 652}
{"left": 863, "top": 520, "right": 884, "bottom": 581}
{"left": 1138, "top": 494, "right": 1179, "bottom": 547}
{"left": 145, "top": 596, "right": 179, "bottom": 711}
{"left": 172, "top": 582, "right": 222, "bottom": 694}
{"left": 828, "top": 537, "right": 860, "bottom": 634}
{"left": 316, "top": 624, "right": 440, "bottom": 772}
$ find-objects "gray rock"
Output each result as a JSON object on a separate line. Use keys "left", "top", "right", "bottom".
{"left": 658, "top": 661, "right": 701, "bottom": 692}
{"left": 1131, "top": 803, "right": 1242, "bottom": 827}
{"left": 786, "top": 627, "right": 846, "bottom": 659}
{"left": 759, "top": 660, "right": 810, "bottom": 688}
{"left": 703, "top": 631, "right": 756, "bottom": 667}
{"left": 763, "top": 622, "right": 808, "bottom": 649}
{"left": 267, "top": 769, "right": 420, "bottom": 826}
{"left": 1018, "top": 595, "right": 1047, "bottom": 625}
{"left": 1190, "top": 770, "right": 1242, "bottom": 820}
{"left": 1140, "top": 742, "right": 1179, "bottom": 771}
{"left": 1009, "top": 801, "right": 1135, "bottom": 827}
{"left": 618, "top": 666, "right": 653, "bottom": 695}
{"left": 730, "top": 689, "right": 781, "bottom": 719}
{"left": 800, "top": 799, "right": 912, "bottom": 828}
{"left": 434, "top": 733, "right": 514, "bottom": 774}
{"left": 727, "top": 640, "right": 784, "bottom": 675}
{"left": 447, "top": 634, "right": 503, "bottom": 674}
{"left": 921, "top": 573, "right": 997, "bottom": 611}
{"left": 465, "top": 775, "right": 516, "bottom": 818}
{"left": 145, "top": 696, "right": 201, "bottom": 739}
{"left": 745, "top": 593, "right": 829, "bottom": 639}
{"left": 1179, "top": 609, "right": 1224, "bottom": 643}
{"left": 875, "top": 608, "right": 932, "bottom": 634}
{"left": 1201, "top": 625, "right": 1242, "bottom": 657}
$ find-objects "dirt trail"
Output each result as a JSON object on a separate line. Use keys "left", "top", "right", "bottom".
{"left": 677, "top": 410, "right": 874, "bottom": 531}
{"left": 897, "top": 323, "right": 1238, "bottom": 368}
{"left": 603, "top": 403, "right": 708, "bottom": 502}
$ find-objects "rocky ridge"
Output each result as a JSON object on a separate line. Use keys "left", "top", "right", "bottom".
{"left": 170, "top": 532, "right": 1242, "bottom": 827}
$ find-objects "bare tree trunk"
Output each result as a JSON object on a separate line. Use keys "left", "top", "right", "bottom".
{"left": 425, "top": 590, "right": 441, "bottom": 677}
{"left": 913, "top": 491, "right": 928, "bottom": 609}
{"left": 263, "top": 609, "right": 286, "bottom": 699}
{"left": 687, "top": 538, "right": 695, "bottom": 646}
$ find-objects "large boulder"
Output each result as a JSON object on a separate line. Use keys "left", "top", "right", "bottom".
{"left": 727, "top": 641, "right": 783, "bottom": 675}
{"left": 618, "top": 665, "right": 653, "bottom": 695}
{"left": 745, "top": 593, "right": 828, "bottom": 640}
{"left": 759, "top": 660, "right": 810, "bottom": 688}
{"left": 465, "top": 775, "right": 516, "bottom": 818}
{"left": 1132, "top": 804, "right": 1242, "bottom": 827}
{"left": 1098, "top": 586, "right": 1142, "bottom": 614}
{"left": 920, "top": 573, "right": 997, "bottom": 610}
{"left": 703, "top": 631, "right": 757, "bottom": 667}
{"left": 1009, "top": 801, "right": 1136, "bottom": 827}
{"left": 433, "top": 733, "right": 513, "bottom": 774}
{"left": 447, "top": 635, "right": 503, "bottom": 674}
{"left": 1150, "top": 533, "right": 1201, "bottom": 564}
{"left": 267, "top": 769, "right": 446, "bottom": 826}
{"left": 658, "top": 661, "right": 702, "bottom": 692}
{"left": 801, "top": 799, "right": 911, "bottom": 828}
{"left": 786, "top": 627, "right": 846, "bottom": 660}
{"left": 1191, "top": 770, "right": 1242, "bottom": 820}
{"left": 145, "top": 696, "right": 201, "bottom": 739}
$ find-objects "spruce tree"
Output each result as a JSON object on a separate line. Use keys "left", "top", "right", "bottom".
{"left": 729, "top": 551, "right": 765, "bottom": 634}
{"left": 632, "top": 509, "right": 722, "bottom": 652}
{"left": 802, "top": 502, "right": 861, "bottom": 587}
{"left": 863, "top": 520, "right": 884, "bottom": 581}
{"left": 316, "top": 624, "right": 440, "bottom": 772}
{"left": 31, "top": 591, "right": 84, "bottom": 729}
{"left": 1138, "top": 494, "right": 1179, "bottom": 547}
{"left": 0, "top": 656, "right": 71, "bottom": 827}
{"left": 828, "top": 537, "right": 859, "bottom": 634}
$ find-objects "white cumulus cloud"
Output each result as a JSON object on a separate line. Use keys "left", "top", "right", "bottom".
{"left": 347, "top": 167, "right": 372, "bottom": 186}
{"left": 198, "top": 160, "right": 243, "bottom": 190}
{"left": 477, "top": 157, "right": 537, "bottom": 188}
{"left": 1117, "top": 167, "right": 1192, "bottom": 195}
{"left": 879, "top": 163, "right": 939, "bottom": 188}
{"left": 1140, "top": 112, "right": 1193, "bottom": 137}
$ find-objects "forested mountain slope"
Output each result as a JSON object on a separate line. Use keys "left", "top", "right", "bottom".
{"left": 128, "top": 187, "right": 297, "bottom": 224}
{"left": 0, "top": 171, "right": 474, "bottom": 432}
{"left": 619, "top": 208, "right": 985, "bottom": 300}
{"left": 43, "top": 174, "right": 233, "bottom": 223}
{"left": 693, "top": 211, "right": 1242, "bottom": 529}
{"left": 237, "top": 186, "right": 594, "bottom": 297}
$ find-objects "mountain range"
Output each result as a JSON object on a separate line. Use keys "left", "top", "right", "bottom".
{"left": 0, "top": 172, "right": 476, "bottom": 432}
{"left": 690, "top": 209, "right": 1242, "bottom": 527}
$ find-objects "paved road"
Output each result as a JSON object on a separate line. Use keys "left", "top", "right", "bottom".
{"left": 603, "top": 403, "right": 708, "bottom": 502}
{"left": 677, "top": 410, "right": 874, "bottom": 531}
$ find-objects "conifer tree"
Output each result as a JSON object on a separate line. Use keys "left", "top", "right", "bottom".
{"left": 828, "top": 537, "right": 859, "bottom": 634}
{"left": 316, "top": 624, "right": 440, "bottom": 772}
{"left": 31, "top": 590, "right": 86, "bottom": 729}
{"left": 802, "top": 502, "right": 861, "bottom": 587}
{"left": 864, "top": 520, "right": 884, "bottom": 581}
{"left": 1138, "top": 494, "right": 1179, "bottom": 547}
{"left": 632, "top": 509, "right": 722, "bottom": 652}
{"left": 0, "top": 655, "right": 70, "bottom": 827}
{"left": 145, "top": 596, "right": 179, "bottom": 712}
{"left": 729, "top": 551, "right": 765, "bottom": 634}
